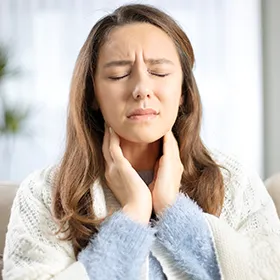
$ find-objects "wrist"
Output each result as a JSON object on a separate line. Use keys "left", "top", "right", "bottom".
{"left": 153, "top": 195, "right": 177, "bottom": 215}
{"left": 123, "top": 204, "right": 152, "bottom": 225}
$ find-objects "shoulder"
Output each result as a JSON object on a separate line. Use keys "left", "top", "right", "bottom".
{"left": 9, "top": 164, "right": 64, "bottom": 244}
{"left": 210, "top": 149, "right": 266, "bottom": 199}
{"left": 21, "top": 164, "right": 58, "bottom": 187}
{"left": 210, "top": 149, "right": 253, "bottom": 190}
{"left": 209, "top": 150, "right": 269, "bottom": 228}
{"left": 5, "top": 165, "right": 77, "bottom": 269}
{"left": 15, "top": 165, "right": 59, "bottom": 212}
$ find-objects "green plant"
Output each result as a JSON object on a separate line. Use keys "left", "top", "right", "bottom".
{"left": 0, "top": 102, "right": 31, "bottom": 135}
{"left": 0, "top": 45, "right": 30, "bottom": 137}
{"left": 0, "top": 47, "right": 9, "bottom": 78}
{"left": 0, "top": 45, "right": 32, "bottom": 179}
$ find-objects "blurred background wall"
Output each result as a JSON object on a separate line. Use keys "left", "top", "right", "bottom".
{"left": 262, "top": 0, "right": 280, "bottom": 178}
{"left": 0, "top": 0, "right": 277, "bottom": 182}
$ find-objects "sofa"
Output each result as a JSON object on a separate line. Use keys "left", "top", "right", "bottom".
{"left": 1, "top": 175, "right": 280, "bottom": 279}
{"left": 265, "top": 173, "right": 280, "bottom": 217}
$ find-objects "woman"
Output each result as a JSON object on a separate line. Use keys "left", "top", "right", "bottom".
{"left": 3, "top": 4, "right": 280, "bottom": 280}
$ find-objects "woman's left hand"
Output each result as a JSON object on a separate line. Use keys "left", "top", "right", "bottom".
{"left": 149, "top": 130, "right": 184, "bottom": 214}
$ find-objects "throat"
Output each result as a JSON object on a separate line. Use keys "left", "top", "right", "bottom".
{"left": 120, "top": 138, "right": 162, "bottom": 171}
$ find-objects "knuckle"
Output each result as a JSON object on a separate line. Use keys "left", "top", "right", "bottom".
{"left": 104, "top": 170, "right": 110, "bottom": 181}
{"left": 104, "top": 172, "right": 110, "bottom": 183}
{"left": 109, "top": 147, "right": 115, "bottom": 157}
{"left": 105, "top": 166, "right": 114, "bottom": 179}
{"left": 108, "top": 165, "right": 114, "bottom": 176}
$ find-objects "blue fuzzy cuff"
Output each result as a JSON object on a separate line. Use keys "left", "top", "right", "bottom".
{"left": 154, "top": 193, "right": 221, "bottom": 280}
{"left": 78, "top": 210, "right": 156, "bottom": 280}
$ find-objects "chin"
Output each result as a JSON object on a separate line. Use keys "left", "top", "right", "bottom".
{"left": 121, "top": 130, "right": 162, "bottom": 144}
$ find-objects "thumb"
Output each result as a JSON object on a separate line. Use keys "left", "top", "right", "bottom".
{"left": 149, "top": 160, "right": 160, "bottom": 191}
{"left": 153, "top": 159, "right": 160, "bottom": 179}
{"left": 109, "top": 127, "right": 124, "bottom": 164}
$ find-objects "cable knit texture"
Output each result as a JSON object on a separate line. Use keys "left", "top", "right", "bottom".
{"left": 2, "top": 150, "right": 280, "bottom": 279}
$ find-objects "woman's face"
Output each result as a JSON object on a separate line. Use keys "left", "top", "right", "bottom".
{"left": 94, "top": 23, "right": 183, "bottom": 143}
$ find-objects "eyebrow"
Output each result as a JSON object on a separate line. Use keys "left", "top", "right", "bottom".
{"left": 103, "top": 58, "right": 174, "bottom": 68}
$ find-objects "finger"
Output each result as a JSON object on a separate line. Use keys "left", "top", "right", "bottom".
{"left": 149, "top": 159, "right": 161, "bottom": 192}
{"left": 164, "top": 130, "right": 180, "bottom": 158}
{"left": 102, "top": 125, "right": 113, "bottom": 166}
{"left": 153, "top": 159, "right": 160, "bottom": 179}
{"left": 170, "top": 131, "right": 181, "bottom": 157}
{"left": 162, "top": 130, "right": 173, "bottom": 156}
{"left": 109, "top": 127, "right": 125, "bottom": 165}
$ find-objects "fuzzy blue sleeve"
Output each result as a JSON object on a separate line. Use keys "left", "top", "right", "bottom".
{"left": 154, "top": 193, "right": 221, "bottom": 280}
{"left": 149, "top": 253, "right": 166, "bottom": 280}
{"left": 78, "top": 211, "right": 156, "bottom": 280}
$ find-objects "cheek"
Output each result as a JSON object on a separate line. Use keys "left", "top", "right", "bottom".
{"left": 95, "top": 83, "right": 115, "bottom": 111}
{"left": 158, "top": 85, "right": 181, "bottom": 126}
{"left": 95, "top": 85, "right": 126, "bottom": 125}
{"left": 159, "top": 83, "right": 181, "bottom": 109}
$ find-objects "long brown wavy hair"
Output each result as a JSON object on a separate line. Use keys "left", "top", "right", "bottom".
{"left": 53, "top": 4, "right": 225, "bottom": 257}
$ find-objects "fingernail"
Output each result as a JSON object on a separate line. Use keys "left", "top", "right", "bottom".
{"left": 109, "top": 127, "right": 112, "bottom": 134}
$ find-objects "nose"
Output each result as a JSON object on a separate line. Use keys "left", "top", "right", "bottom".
{"left": 132, "top": 86, "right": 153, "bottom": 100}
{"left": 131, "top": 67, "right": 154, "bottom": 100}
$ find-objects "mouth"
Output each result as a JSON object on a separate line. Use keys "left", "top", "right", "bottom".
{"left": 127, "top": 108, "right": 159, "bottom": 120}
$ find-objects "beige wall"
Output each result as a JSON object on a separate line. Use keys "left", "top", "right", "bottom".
{"left": 262, "top": 0, "right": 280, "bottom": 178}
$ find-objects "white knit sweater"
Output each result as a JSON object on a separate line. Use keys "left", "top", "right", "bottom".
{"left": 2, "top": 151, "right": 280, "bottom": 280}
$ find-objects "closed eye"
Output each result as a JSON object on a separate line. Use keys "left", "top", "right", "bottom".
{"left": 108, "top": 73, "right": 129, "bottom": 80}
{"left": 108, "top": 72, "right": 169, "bottom": 80}
{"left": 150, "top": 72, "right": 169, "bottom": 77}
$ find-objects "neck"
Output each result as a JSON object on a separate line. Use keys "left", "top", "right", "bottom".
{"left": 120, "top": 139, "right": 161, "bottom": 171}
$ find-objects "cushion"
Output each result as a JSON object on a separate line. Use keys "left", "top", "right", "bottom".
{"left": 0, "top": 253, "right": 3, "bottom": 280}
{"left": 265, "top": 173, "right": 280, "bottom": 218}
{"left": 0, "top": 183, "right": 18, "bottom": 255}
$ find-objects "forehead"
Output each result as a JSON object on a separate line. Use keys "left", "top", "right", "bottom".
{"left": 98, "top": 23, "right": 179, "bottom": 62}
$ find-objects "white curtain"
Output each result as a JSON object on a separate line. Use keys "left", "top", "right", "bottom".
{"left": 0, "top": 0, "right": 263, "bottom": 181}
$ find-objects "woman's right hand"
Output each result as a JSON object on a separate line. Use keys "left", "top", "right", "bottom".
{"left": 102, "top": 125, "right": 152, "bottom": 224}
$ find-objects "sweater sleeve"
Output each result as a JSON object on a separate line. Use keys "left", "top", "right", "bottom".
{"left": 2, "top": 169, "right": 87, "bottom": 280}
{"left": 205, "top": 168, "right": 280, "bottom": 280}
{"left": 2, "top": 168, "right": 155, "bottom": 280}
{"left": 151, "top": 194, "right": 221, "bottom": 280}
{"left": 151, "top": 155, "right": 280, "bottom": 280}
{"left": 78, "top": 211, "right": 155, "bottom": 280}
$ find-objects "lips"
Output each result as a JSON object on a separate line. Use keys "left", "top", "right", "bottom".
{"left": 127, "top": 108, "right": 158, "bottom": 118}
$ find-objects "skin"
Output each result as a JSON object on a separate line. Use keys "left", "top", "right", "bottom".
{"left": 95, "top": 23, "right": 184, "bottom": 224}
